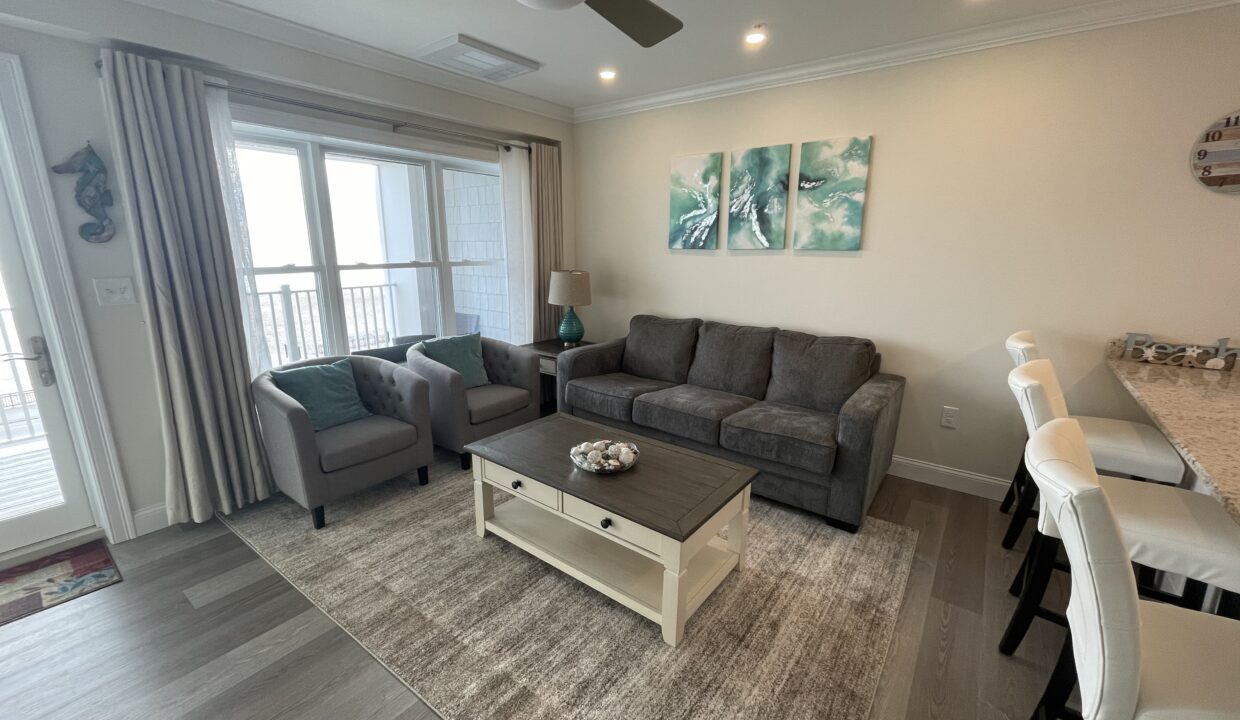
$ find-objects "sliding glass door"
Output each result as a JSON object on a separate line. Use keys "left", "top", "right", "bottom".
{"left": 231, "top": 127, "right": 509, "bottom": 373}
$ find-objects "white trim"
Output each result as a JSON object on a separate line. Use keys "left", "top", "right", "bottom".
{"left": 889, "top": 455, "right": 1010, "bottom": 502}
{"left": 115, "top": 0, "right": 574, "bottom": 123}
{"left": 572, "top": 0, "right": 1240, "bottom": 122}
{"left": 0, "top": 52, "right": 134, "bottom": 543}
{"left": 0, "top": 526, "right": 105, "bottom": 571}
{"left": 132, "top": 503, "right": 169, "bottom": 536}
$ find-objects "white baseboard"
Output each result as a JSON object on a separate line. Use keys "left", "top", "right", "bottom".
{"left": 890, "top": 455, "right": 1010, "bottom": 501}
{"left": 0, "top": 527, "right": 105, "bottom": 571}
{"left": 132, "top": 504, "right": 169, "bottom": 537}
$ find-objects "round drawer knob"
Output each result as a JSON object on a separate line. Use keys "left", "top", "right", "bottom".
{"left": 511, "top": 480, "right": 522, "bottom": 490}
{"left": 600, "top": 518, "right": 612, "bottom": 529}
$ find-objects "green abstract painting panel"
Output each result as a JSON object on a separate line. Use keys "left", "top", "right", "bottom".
{"left": 794, "top": 137, "right": 872, "bottom": 251}
{"left": 668, "top": 152, "right": 722, "bottom": 250}
{"left": 728, "top": 144, "right": 791, "bottom": 250}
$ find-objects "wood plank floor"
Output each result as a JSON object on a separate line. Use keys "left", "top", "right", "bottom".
{"left": 0, "top": 468, "right": 1066, "bottom": 719}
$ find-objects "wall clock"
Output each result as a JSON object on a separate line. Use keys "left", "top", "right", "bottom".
{"left": 1191, "top": 108, "right": 1240, "bottom": 194}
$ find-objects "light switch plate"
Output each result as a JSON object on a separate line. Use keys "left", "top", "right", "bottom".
{"left": 94, "top": 277, "right": 137, "bottom": 306}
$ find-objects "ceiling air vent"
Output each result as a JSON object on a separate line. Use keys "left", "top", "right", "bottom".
{"left": 416, "top": 34, "right": 540, "bottom": 82}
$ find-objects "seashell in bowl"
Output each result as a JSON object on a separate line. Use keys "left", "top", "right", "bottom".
{"left": 569, "top": 439, "right": 640, "bottom": 474}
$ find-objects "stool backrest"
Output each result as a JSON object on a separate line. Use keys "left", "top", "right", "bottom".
{"left": 1025, "top": 418, "right": 1141, "bottom": 720}
{"left": 1005, "top": 330, "right": 1041, "bottom": 366}
{"left": 1008, "top": 359, "right": 1070, "bottom": 437}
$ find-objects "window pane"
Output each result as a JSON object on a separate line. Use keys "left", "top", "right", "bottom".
{"left": 340, "top": 268, "right": 440, "bottom": 351}
{"left": 451, "top": 264, "right": 509, "bottom": 342}
{"left": 326, "top": 154, "right": 433, "bottom": 265}
{"left": 253, "top": 273, "right": 327, "bottom": 366}
{"left": 235, "top": 142, "right": 315, "bottom": 267}
{"left": 443, "top": 169, "right": 503, "bottom": 262}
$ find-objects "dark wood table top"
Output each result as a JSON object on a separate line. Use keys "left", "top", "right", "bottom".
{"left": 465, "top": 414, "right": 756, "bottom": 542}
{"left": 522, "top": 339, "right": 593, "bottom": 359}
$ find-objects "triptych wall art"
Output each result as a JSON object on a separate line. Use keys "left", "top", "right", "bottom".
{"left": 668, "top": 136, "right": 872, "bottom": 252}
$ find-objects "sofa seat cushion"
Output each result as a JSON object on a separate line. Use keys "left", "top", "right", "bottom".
{"left": 466, "top": 384, "right": 530, "bottom": 425}
{"left": 565, "top": 373, "right": 675, "bottom": 422}
{"left": 316, "top": 415, "right": 416, "bottom": 473}
{"left": 720, "top": 401, "right": 838, "bottom": 475}
{"left": 632, "top": 385, "right": 757, "bottom": 446}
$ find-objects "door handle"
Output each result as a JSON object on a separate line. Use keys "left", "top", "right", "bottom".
{"left": 0, "top": 336, "right": 55, "bottom": 387}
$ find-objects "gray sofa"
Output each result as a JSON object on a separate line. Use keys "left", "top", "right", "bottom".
{"left": 406, "top": 337, "right": 540, "bottom": 469}
{"left": 252, "top": 355, "right": 435, "bottom": 529}
{"left": 557, "top": 315, "right": 905, "bottom": 531}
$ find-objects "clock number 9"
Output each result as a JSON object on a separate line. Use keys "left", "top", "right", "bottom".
{"left": 1197, "top": 149, "right": 1209, "bottom": 160}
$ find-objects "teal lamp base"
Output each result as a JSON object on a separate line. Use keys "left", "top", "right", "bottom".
{"left": 558, "top": 307, "right": 584, "bottom": 347}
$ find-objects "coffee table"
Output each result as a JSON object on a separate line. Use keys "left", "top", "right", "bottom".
{"left": 465, "top": 414, "right": 756, "bottom": 646}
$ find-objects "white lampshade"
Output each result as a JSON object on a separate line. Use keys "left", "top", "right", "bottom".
{"left": 548, "top": 270, "right": 591, "bottom": 307}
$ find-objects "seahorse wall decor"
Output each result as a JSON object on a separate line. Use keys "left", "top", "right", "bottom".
{"left": 52, "top": 143, "right": 115, "bottom": 243}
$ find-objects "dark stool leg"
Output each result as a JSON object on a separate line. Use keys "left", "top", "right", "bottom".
{"left": 1219, "top": 590, "right": 1240, "bottom": 619}
{"left": 1030, "top": 634, "right": 1077, "bottom": 720}
{"left": 1010, "top": 548, "right": 1031, "bottom": 597}
{"left": 1001, "top": 458, "right": 1026, "bottom": 514}
{"left": 459, "top": 453, "right": 472, "bottom": 471}
{"left": 1180, "top": 579, "right": 1208, "bottom": 610}
{"left": 417, "top": 466, "right": 429, "bottom": 486}
{"left": 1001, "top": 533, "right": 1060, "bottom": 655}
{"left": 312, "top": 506, "right": 325, "bottom": 530}
{"left": 1003, "top": 480, "right": 1039, "bottom": 550}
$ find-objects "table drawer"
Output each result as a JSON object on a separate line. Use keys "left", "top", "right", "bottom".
{"left": 562, "top": 494, "right": 663, "bottom": 555}
{"left": 483, "top": 462, "right": 559, "bottom": 510}
{"left": 538, "top": 357, "right": 557, "bottom": 375}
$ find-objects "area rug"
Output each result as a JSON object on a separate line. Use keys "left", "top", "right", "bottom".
{"left": 221, "top": 463, "right": 917, "bottom": 720}
{"left": 0, "top": 540, "right": 121, "bottom": 626}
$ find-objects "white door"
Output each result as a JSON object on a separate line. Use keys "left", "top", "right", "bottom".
{"left": 0, "top": 133, "right": 94, "bottom": 555}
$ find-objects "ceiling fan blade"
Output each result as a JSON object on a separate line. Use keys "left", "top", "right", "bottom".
{"left": 584, "top": 0, "right": 683, "bottom": 47}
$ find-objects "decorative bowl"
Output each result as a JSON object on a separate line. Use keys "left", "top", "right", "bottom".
{"left": 569, "top": 439, "right": 639, "bottom": 474}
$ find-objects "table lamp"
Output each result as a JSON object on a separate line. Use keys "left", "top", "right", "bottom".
{"left": 548, "top": 270, "right": 591, "bottom": 347}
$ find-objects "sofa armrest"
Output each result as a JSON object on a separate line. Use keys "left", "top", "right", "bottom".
{"left": 406, "top": 347, "right": 468, "bottom": 451}
{"left": 481, "top": 338, "right": 539, "bottom": 397}
{"left": 830, "top": 373, "right": 906, "bottom": 525}
{"left": 251, "top": 374, "right": 324, "bottom": 508}
{"left": 556, "top": 338, "right": 626, "bottom": 414}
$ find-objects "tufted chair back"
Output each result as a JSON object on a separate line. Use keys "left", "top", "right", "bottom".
{"left": 1005, "top": 330, "right": 1041, "bottom": 366}
{"left": 1025, "top": 418, "right": 1141, "bottom": 720}
{"left": 1008, "top": 359, "right": 1070, "bottom": 438}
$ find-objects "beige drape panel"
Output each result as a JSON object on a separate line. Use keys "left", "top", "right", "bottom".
{"left": 100, "top": 50, "right": 270, "bottom": 524}
{"left": 530, "top": 142, "right": 564, "bottom": 341}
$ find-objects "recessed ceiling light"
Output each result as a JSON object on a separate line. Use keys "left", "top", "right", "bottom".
{"left": 598, "top": 69, "right": 617, "bottom": 81}
{"left": 745, "top": 24, "right": 768, "bottom": 46}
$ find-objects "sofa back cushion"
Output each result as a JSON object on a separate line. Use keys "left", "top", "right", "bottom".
{"left": 687, "top": 322, "right": 778, "bottom": 399}
{"left": 622, "top": 315, "right": 702, "bottom": 384}
{"left": 766, "top": 331, "right": 877, "bottom": 413}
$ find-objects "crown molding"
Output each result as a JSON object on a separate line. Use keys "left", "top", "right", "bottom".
{"left": 573, "top": 0, "right": 1240, "bottom": 123}
{"left": 118, "top": 0, "right": 575, "bottom": 123}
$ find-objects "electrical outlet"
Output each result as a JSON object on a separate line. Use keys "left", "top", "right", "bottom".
{"left": 94, "top": 277, "right": 137, "bottom": 306}
{"left": 940, "top": 406, "right": 959, "bottom": 430}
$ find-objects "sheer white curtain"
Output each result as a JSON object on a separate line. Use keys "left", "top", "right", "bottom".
{"left": 500, "top": 144, "right": 535, "bottom": 345}
{"left": 205, "top": 85, "right": 272, "bottom": 375}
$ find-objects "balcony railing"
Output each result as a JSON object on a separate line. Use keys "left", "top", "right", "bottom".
{"left": 256, "top": 284, "right": 395, "bottom": 366}
{"left": 0, "top": 307, "right": 44, "bottom": 448}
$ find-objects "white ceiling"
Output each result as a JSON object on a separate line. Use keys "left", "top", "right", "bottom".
{"left": 167, "top": 0, "right": 1233, "bottom": 119}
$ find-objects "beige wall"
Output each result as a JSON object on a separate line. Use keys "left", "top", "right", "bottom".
{"left": 0, "top": 9, "right": 576, "bottom": 521}
{"left": 571, "top": 7, "right": 1240, "bottom": 483}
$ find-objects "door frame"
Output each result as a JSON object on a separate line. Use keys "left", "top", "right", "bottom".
{"left": 0, "top": 52, "right": 133, "bottom": 543}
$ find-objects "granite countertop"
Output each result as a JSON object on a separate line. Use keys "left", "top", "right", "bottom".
{"left": 1107, "top": 358, "right": 1240, "bottom": 523}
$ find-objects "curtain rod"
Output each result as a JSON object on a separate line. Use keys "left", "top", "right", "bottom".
{"left": 94, "top": 59, "right": 531, "bottom": 151}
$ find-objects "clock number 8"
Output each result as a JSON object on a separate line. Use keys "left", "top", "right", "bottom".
{"left": 1201, "top": 166, "right": 1213, "bottom": 177}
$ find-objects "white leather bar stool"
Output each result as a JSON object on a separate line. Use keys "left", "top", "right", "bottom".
{"left": 999, "top": 331, "right": 1042, "bottom": 516}
{"left": 1000, "top": 344, "right": 1184, "bottom": 549}
{"left": 1024, "top": 418, "right": 1240, "bottom": 720}
{"left": 1001, "top": 362, "right": 1240, "bottom": 655}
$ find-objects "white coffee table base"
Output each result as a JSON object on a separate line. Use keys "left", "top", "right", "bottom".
{"left": 473, "top": 458, "right": 750, "bottom": 647}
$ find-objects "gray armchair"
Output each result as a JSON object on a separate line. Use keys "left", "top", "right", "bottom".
{"left": 406, "top": 337, "right": 539, "bottom": 469}
{"left": 252, "top": 355, "right": 434, "bottom": 529}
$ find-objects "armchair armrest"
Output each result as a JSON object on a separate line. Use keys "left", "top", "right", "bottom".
{"left": 481, "top": 338, "right": 539, "bottom": 396}
{"left": 251, "top": 374, "right": 323, "bottom": 508}
{"left": 556, "top": 338, "right": 626, "bottom": 414}
{"left": 406, "top": 347, "right": 468, "bottom": 451}
{"left": 830, "top": 373, "right": 906, "bottom": 525}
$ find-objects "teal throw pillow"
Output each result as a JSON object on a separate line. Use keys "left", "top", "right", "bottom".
{"left": 270, "top": 359, "right": 372, "bottom": 431}
{"left": 421, "top": 333, "right": 489, "bottom": 389}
